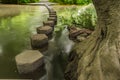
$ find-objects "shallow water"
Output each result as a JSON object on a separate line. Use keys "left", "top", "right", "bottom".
{"left": 0, "top": 4, "right": 75, "bottom": 80}
{"left": 0, "top": 5, "right": 48, "bottom": 79}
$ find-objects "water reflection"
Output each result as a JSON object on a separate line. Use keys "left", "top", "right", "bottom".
{"left": 0, "top": 5, "right": 48, "bottom": 78}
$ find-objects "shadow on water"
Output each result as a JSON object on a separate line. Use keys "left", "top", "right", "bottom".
{"left": 40, "top": 27, "right": 74, "bottom": 80}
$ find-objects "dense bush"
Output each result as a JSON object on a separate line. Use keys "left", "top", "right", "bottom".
{"left": 1, "top": 0, "right": 39, "bottom": 4}
{"left": 49, "top": 0, "right": 92, "bottom": 5}
{"left": 57, "top": 4, "right": 97, "bottom": 30}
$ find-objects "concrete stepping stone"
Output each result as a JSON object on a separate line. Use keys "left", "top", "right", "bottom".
{"left": 49, "top": 10, "right": 56, "bottom": 15}
{"left": 43, "top": 20, "right": 55, "bottom": 27}
{"left": 49, "top": 10, "right": 56, "bottom": 14}
{"left": 48, "top": 17, "right": 57, "bottom": 24}
{"left": 49, "top": 12, "right": 56, "bottom": 15}
{"left": 37, "top": 26, "right": 53, "bottom": 35}
{"left": 50, "top": 10, "right": 56, "bottom": 12}
{"left": 49, "top": 14, "right": 57, "bottom": 19}
{"left": 31, "top": 34, "right": 48, "bottom": 49}
{"left": 15, "top": 50, "right": 44, "bottom": 74}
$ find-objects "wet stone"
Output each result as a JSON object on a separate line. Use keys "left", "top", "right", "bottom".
{"left": 15, "top": 50, "right": 44, "bottom": 74}
{"left": 49, "top": 14, "right": 57, "bottom": 18}
{"left": 69, "top": 30, "right": 81, "bottom": 39}
{"left": 49, "top": 10, "right": 56, "bottom": 14}
{"left": 49, "top": 13, "right": 56, "bottom": 16}
{"left": 49, "top": 10, "right": 56, "bottom": 13}
{"left": 48, "top": 17, "right": 57, "bottom": 25}
{"left": 37, "top": 26, "right": 53, "bottom": 36}
{"left": 43, "top": 20, "right": 55, "bottom": 27}
{"left": 31, "top": 34, "right": 48, "bottom": 49}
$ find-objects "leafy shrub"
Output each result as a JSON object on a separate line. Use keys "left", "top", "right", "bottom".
{"left": 49, "top": 0, "right": 92, "bottom": 5}
{"left": 57, "top": 4, "right": 97, "bottom": 30}
{"left": 73, "top": 4, "right": 97, "bottom": 30}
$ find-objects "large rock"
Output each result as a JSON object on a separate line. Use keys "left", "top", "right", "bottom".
{"left": 37, "top": 26, "right": 53, "bottom": 36}
{"left": 31, "top": 34, "right": 48, "bottom": 49}
{"left": 43, "top": 20, "right": 55, "bottom": 27}
{"left": 15, "top": 50, "right": 44, "bottom": 74}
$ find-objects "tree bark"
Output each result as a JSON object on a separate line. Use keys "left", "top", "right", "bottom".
{"left": 65, "top": 0, "right": 120, "bottom": 80}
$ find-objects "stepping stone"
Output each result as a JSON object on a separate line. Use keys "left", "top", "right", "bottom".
{"left": 43, "top": 20, "right": 55, "bottom": 27}
{"left": 49, "top": 10, "right": 56, "bottom": 14}
{"left": 49, "top": 12, "right": 56, "bottom": 15}
{"left": 37, "top": 26, "right": 53, "bottom": 35}
{"left": 31, "top": 34, "right": 48, "bottom": 49}
{"left": 48, "top": 17, "right": 57, "bottom": 24}
{"left": 49, "top": 10, "right": 57, "bottom": 15}
{"left": 49, "top": 15, "right": 57, "bottom": 18}
{"left": 15, "top": 50, "right": 44, "bottom": 74}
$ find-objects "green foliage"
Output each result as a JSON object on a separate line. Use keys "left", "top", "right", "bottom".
{"left": 1, "top": 0, "right": 18, "bottom": 4}
{"left": 57, "top": 4, "right": 97, "bottom": 30}
{"left": 73, "top": 4, "right": 97, "bottom": 30}
{"left": 1, "top": 0, "right": 40, "bottom": 4}
{"left": 49, "top": 0, "right": 92, "bottom": 5}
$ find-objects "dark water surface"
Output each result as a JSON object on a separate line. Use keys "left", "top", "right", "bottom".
{"left": 0, "top": 5, "right": 48, "bottom": 79}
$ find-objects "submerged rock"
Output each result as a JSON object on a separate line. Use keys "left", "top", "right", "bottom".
{"left": 15, "top": 50, "right": 44, "bottom": 74}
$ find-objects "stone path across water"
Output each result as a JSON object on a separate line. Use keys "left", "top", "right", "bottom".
{"left": 15, "top": 3, "right": 58, "bottom": 78}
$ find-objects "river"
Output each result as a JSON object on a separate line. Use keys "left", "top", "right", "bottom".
{"left": 0, "top": 4, "right": 75, "bottom": 80}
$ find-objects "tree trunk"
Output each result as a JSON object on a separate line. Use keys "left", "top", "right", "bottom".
{"left": 65, "top": 0, "right": 120, "bottom": 80}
